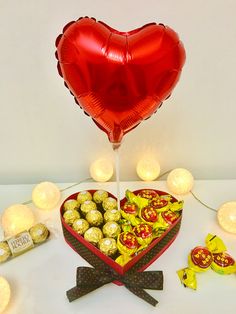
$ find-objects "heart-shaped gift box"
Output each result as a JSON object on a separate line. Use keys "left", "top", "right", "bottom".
{"left": 60, "top": 189, "right": 182, "bottom": 278}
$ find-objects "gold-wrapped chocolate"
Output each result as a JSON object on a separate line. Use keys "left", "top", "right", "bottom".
{"left": 72, "top": 219, "right": 89, "bottom": 235}
{"left": 63, "top": 209, "right": 80, "bottom": 225}
{"left": 77, "top": 191, "right": 92, "bottom": 204}
{"left": 29, "top": 223, "right": 49, "bottom": 244}
{"left": 86, "top": 209, "right": 103, "bottom": 226}
{"left": 0, "top": 242, "right": 11, "bottom": 263}
{"left": 80, "top": 200, "right": 97, "bottom": 216}
{"left": 103, "top": 221, "right": 121, "bottom": 238}
{"left": 63, "top": 199, "right": 79, "bottom": 212}
{"left": 102, "top": 197, "right": 117, "bottom": 211}
{"left": 93, "top": 190, "right": 108, "bottom": 204}
{"left": 104, "top": 209, "right": 121, "bottom": 222}
{"left": 84, "top": 227, "right": 103, "bottom": 246}
{"left": 98, "top": 238, "right": 117, "bottom": 256}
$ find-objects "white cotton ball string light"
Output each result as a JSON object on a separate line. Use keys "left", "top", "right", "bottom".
{"left": 217, "top": 201, "right": 236, "bottom": 234}
{"left": 1, "top": 204, "right": 35, "bottom": 237}
{"left": 167, "top": 168, "right": 194, "bottom": 195}
{"left": 90, "top": 158, "right": 114, "bottom": 182}
{"left": 136, "top": 157, "right": 160, "bottom": 181}
{"left": 0, "top": 277, "right": 11, "bottom": 313}
{"left": 32, "top": 182, "right": 61, "bottom": 210}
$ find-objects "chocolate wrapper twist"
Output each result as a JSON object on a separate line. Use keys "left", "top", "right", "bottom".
{"left": 67, "top": 267, "right": 163, "bottom": 306}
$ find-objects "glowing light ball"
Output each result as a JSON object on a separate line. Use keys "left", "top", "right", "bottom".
{"left": 167, "top": 168, "right": 194, "bottom": 195}
{"left": 136, "top": 158, "right": 160, "bottom": 181}
{"left": 32, "top": 182, "right": 61, "bottom": 210}
{"left": 217, "top": 201, "right": 236, "bottom": 234}
{"left": 1, "top": 204, "right": 35, "bottom": 237}
{"left": 90, "top": 158, "right": 113, "bottom": 182}
{"left": 0, "top": 277, "right": 11, "bottom": 313}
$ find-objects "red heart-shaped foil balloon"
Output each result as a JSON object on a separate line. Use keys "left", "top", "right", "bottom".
{"left": 56, "top": 17, "right": 185, "bottom": 143}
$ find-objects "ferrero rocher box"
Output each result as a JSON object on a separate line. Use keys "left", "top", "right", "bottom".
{"left": 60, "top": 189, "right": 182, "bottom": 280}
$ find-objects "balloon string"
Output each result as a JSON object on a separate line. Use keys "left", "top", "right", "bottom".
{"left": 113, "top": 147, "right": 121, "bottom": 211}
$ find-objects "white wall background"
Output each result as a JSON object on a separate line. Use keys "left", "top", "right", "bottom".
{"left": 0, "top": 0, "right": 236, "bottom": 184}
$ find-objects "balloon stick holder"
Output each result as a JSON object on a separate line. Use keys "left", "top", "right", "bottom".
{"left": 112, "top": 143, "right": 121, "bottom": 211}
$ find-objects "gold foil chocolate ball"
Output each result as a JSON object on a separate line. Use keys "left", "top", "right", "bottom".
{"left": 63, "top": 209, "right": 80, "bottom": 225}
{"left": 102, "top": 197, "right": 117, "bottom": 211}
{"left": 80, "top": 200, "right": 97, "bottom": 216}
{"left": 77, "top": 191, "right": 92, "bottom": 204}
{"left": 29, "top": 223, "right": 49, "bottom": 244}
{"left": 72, "top": 219, "right": 89, "bottom": 235}
{"left": 86, "top": 210, "right": 103, "bottom": 226}
{"left": 104, "top": 209, "right": 121, "bottom": 222}
{"left": 0, "top": 242, "right": 11, "bottom": 263}
{"left": 93, "top": 190, "right": 108, "bottom": 204}
{"left": 63, "top": 199, "right": 79, "bottom": 212}
{"left": 103, "top": 221, "right": 121, "bottom": 238}
{"left": 98, "top": 238, "right": 117, "bottom": 256}
{"left": 84, "top": 227, "right": 103, "bottom": 245}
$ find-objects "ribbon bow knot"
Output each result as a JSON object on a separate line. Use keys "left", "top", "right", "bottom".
{"left": 67, "top": 267, "right": 163, "bottom": 306}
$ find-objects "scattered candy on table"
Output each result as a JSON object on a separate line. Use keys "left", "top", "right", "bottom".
{"left": 177, "top": 234, "right": 236, "bottom": 290}
{"left": 0, "top": 223, "right": 50, "bottom": 263}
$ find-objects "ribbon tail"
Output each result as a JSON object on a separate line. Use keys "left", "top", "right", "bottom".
{"left": 125, "top": 285, "right": 158, "bottom": 307}
{"left": 66, "top": 284, "right": 101, "bottom": 302}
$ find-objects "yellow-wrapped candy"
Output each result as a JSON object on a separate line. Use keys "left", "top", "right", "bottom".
{"left": 188, "top": 246, "right": 213, "bottom": 272}
{"left": 115, "top": 254, "right": 132, "bottom": 266}
{"left": 117, "top": 232, "right": 139, "bottom": 256}
{"left": 133, "top": 223, "right": 153, "bottom": 247}
{"left": 205, "top": 234, "right": 227, "bottom": 254}
{"left": 177, "top": 268, "right": 197, "bottom": 290}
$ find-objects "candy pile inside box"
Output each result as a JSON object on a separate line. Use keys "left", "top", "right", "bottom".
{"left": 61, "top": 189, "right": 183, "bottom": 274}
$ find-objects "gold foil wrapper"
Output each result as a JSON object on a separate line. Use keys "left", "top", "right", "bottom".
{"left": 102, "top": 197, "right": 117, "bottom": 211}
{"left": 104, "top": 209, "right": 121, "bottom": 222}
{"left": 98, "top": 238, "right": 117, "bottom": 256}
{"left": 80, "top": 200, "right": 97, "bottom": 216}
{"left": 63, "top": 209, "right": 80, "bottom": 225}
{"left": 86, "top": 210, "right": 103, "bottom": 226}
{"left": 7, "top": 231, "right": 34, "bottom": 257}
{"left": 77, "top": 191, "right": 92, "bottom": 204}
{"left": 29, "top": 223, "right": 49, "bottom": 244}
{"left": 72, "top": 219, "right": 89, "bottom": 235}
{"left": 103, "top": 221, "right": 121, "bottom": 238}
{"left": 63, "top": 199, "right": 79, "bottom": 212}
{"left": 84, "top": 227, "right": 103, "bottom": 246}
{"left": 0, "top": 242, "right": 11, "bottom": 262}
{"left": 93, "top": 190, "right": 108, "bottom": 204}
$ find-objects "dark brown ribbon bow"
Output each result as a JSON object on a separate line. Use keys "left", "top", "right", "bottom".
{"left": 67, "top": 267, "right": 163, "bottom": 306}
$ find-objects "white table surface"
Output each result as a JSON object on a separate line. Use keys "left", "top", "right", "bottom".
{"left": 0, "top": 180, "right": 236, "bottom": 314}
